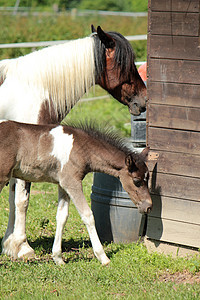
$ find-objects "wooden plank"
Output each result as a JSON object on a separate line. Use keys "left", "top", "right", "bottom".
{"left": 147, "top": 127, "right": 200, "bottom": 155}
{"left": 147, "top": 82, "right": 200, "bottom": 108}
{"left": 149, "top": 172, "right": 200, "bottom": 202}
{"left": 148, "top": 35, "right": 200, "bottom": 61}
{"left": 146, "top": 217, "right": 200, "bottom": 248}
{"left": 148, "top": 151, "right": 200, "bottom": 179}
{"left": 148, "top": 104, "right": 200, "bottom": 131}
{"left": 149, "top": 0, "right": 199, "bottom": 12}
{"left": 148, "top": 59, "right": 200, "bottom": 84}
{"left": 150, "top": 195, "right": 200, "bottom": 224}
{"left": 149, "top": 12, "right": 199, "bottom": 36}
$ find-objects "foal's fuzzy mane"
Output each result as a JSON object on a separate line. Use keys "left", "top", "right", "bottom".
{"left": 62, "top": 119, "right": 142, "bottom": 160}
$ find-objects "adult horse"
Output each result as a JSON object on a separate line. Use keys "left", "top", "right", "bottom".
{"left": 0, "top": 25, "right": 146, "bottom": 260}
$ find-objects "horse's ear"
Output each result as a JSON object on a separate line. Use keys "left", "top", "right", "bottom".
{"left": 97, "top": 26, "right": 115, "bottom": 49}
{"left": 91, "top": 24, "right": 97, "bottom": 33}
{"left": 125, "top": 154, "right": 137, "bottom": 173}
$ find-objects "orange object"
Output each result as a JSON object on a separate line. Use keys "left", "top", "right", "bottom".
{"left": 138, "top": 62, "right": 147, "bottom": 82}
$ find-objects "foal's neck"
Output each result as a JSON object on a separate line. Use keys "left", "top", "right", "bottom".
{"left": 90, "top": 145, "right": 126, "bottom": 178}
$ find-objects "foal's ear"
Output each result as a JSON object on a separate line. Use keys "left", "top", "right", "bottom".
{"left": 91, "top": 24, "right": 97, "bottom": 33}
{"left": 125, "top": 154, "right": 137, "bottom": 173}
{"left": 140, "top": 147, "right": 150, "bottom": 162}
{"left": 140, "top": 147, "right": 159, "bottom": 162}
{"left": 97, "top": 26, "right": 115, "bottom": 49}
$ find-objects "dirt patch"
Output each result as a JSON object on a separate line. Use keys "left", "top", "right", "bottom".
{"left": 159, "top": 270, "right": 200, "bottom": 285}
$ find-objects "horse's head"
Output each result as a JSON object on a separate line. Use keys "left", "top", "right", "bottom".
{"left": 119, "top": 147, "right": 152, "bottom": 214}
{"left": 92, "top": 25, "right": 147, "bottom": 116}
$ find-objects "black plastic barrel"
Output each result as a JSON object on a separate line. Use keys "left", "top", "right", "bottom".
{"left": 91, "top": 111, "right": 147, "bottom": 244}
{"left": 131, "top": 111, "right": 146, "bottom": 147}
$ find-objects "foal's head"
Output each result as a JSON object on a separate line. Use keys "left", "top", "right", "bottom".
{"left": 120, "top": 147, "right": 152, "bottom": 214}
{"left": 92, "top": 25, "right": 147, "bottom": 116}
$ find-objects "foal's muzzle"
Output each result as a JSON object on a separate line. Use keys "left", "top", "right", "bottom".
{"left": 138, "top": 201, "right": 152, "bottom": 214}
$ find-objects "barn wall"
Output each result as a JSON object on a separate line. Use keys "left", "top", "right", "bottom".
{"left": 146, "top": 0, "right": 200, "bottom": 250}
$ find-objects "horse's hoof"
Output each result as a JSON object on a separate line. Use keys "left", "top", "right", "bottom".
{"left": 18, "top": 242, "right": 35, "bottom": 259}
{"left": 2, "top": 235, "right": 35, "bottom": 260}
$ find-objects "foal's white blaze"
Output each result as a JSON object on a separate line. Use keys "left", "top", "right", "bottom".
{"left": 50, "top": 126, "right": 74, "bottom": 170}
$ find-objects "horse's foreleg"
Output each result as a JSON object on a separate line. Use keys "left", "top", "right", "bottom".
{"left": 3, "top": 178, "right": 15, "bottom": 233}
{"left": 62, "top": 181, "right": 110, "bottom": 266}
{"left": 2, "top": 179, "right": 34, "bottom": 259}
{"left": 52, "top": 186, "right": 70, "bottom": 265}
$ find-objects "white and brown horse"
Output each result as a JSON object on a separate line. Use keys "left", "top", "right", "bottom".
{"left": 0, "top": 120, "right": 152, "bottom": 265}
{"left": 0, "top": 25, "right": 146, "bottom": 259}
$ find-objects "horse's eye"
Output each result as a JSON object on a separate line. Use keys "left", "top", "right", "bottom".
{"left": 133, "top": 178, "right": 142, "bottom": 187}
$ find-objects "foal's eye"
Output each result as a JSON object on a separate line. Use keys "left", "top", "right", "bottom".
{"left": 133, "top": 178, "right": 142, "bottom": 187}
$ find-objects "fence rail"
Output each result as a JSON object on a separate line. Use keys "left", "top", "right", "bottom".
{"left": 0, "top": 35, "right": 147, "bottom": 49}
{"left": 0, "top": 7, "right": 147, "bottom": 17}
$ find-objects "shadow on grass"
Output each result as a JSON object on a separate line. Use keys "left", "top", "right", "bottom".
{"left": 0, "top": 235, "right": 124, "bottom": 264}
{"left": 30, "top": 236, "right": 91, "bottom": 253}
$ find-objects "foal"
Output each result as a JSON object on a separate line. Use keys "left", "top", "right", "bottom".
{"left": 0, "top": 120, "right": 152, "bottom": 265}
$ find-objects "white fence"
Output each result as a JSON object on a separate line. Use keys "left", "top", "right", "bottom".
{"left": 0, "top": 7, "right": 147, "bottom": 17}
{"left": 0, "top": 34, "right": 147, "bottom": 49}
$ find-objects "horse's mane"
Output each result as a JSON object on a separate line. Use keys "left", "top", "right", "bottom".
{"left": 62, "top": 119, "right": 142, "bottom": 160}
{"left": 0, "top": 37, "right": 96, "bottom": 117}
{"left": 92, "top": 31, "right": 136, "bottom": 82}
{"left": 0, "top": 30, "right": 136, "bottom": 118}
{"left": 107, "top": 31, "right": 136, "bottom": 80}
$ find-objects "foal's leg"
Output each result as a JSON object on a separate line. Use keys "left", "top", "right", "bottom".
{"left": 52, "top": 186, "right": 70, "bottom": 265}
{"left": 2, "top": 179, "right": 34, "bottom": 259}
{"left": 61, "top": 181, "right": 110, "bottom": 266}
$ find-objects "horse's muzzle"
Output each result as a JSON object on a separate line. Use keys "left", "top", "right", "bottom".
{"left": 129, "top": 97, "right": 147, "bottom": 116}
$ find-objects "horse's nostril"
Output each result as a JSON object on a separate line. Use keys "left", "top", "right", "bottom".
{"left": 140, "top": 106, "right": 146, "bottom": 113}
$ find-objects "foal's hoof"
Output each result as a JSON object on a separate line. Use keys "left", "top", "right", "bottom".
{"left": 102, "top": 257, "right": 110, "bottom": 266}
{"left": 52, "top": 255, "right": 65, "bottom": 266}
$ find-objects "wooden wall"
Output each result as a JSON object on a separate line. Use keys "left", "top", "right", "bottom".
{"left": 146, "top": 0, "right": 200, "bottom": 250}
